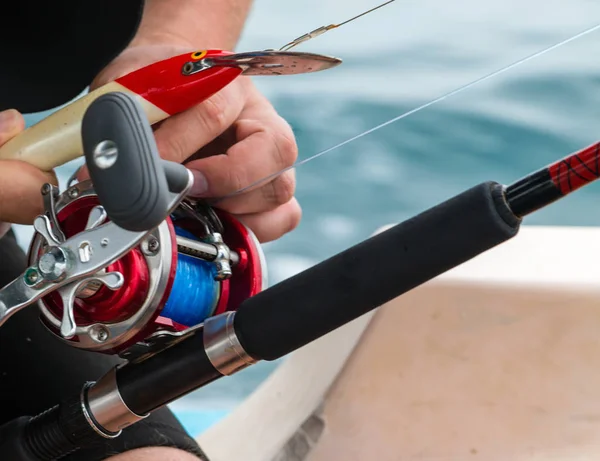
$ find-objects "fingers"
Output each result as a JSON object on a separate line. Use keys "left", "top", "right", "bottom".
{"left": 0, "top": 110, "right": 57, "bottom": 224}
{"left": 233, "top": 198, "right": 302, "bottom": 243}
{"left": 185, "top": 116, "right": 298, "bottom": 200}
{"left": 74, "top": 83, "right": 248, "bottom": 182}
{"left": 215, "top": 169, "right": 296, "bottom": 215}
{"left": 0, "top": 160, "right": 57, "bottom": 224}
{"left": 0, "top": 109, "right": 25, "bottom": 145}
{"left": 153, "top": 82, "right": 247, "bottom": 164}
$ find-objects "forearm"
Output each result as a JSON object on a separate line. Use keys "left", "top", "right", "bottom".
{"left": 131, "top": 0, "right": 254, "bottom": 49}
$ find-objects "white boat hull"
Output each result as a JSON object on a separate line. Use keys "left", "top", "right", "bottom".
{"left": 199, "top": 225, "right": 600, "bottom": 460}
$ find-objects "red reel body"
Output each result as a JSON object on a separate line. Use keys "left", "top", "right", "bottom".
{"left": 28, "top": 180, "right": 266, "bottom": 356}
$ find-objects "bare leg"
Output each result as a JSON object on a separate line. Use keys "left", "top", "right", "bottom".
{"left": 108, "top": 447, "right": 202, "bottom": 461}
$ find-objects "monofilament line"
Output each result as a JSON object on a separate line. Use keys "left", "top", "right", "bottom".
{"left": 219, "top": 21, "right": 600, "bottom": 200}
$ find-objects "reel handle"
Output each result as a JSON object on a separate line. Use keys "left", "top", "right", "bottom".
{"left": 81, "top": 92, "right": 190, "bottom": 232}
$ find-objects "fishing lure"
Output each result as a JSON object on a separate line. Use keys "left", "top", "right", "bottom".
{"left": 0, "top": 49, "right": 341, "bottom": 171}
{"left": 0, "top": 0, "right": 396, "bottom": 171}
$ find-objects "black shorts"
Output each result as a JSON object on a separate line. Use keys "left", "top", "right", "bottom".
{"left": 0, "top": 229, "right": 209, "bottom": 460}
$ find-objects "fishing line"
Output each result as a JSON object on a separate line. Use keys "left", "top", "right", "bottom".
{"left": 279, "top": 0, "right": 397, "bottom": 51}
{"left": 217, "top": 21, "right": 600, "bottom": 201}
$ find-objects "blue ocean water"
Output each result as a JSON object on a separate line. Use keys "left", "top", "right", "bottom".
{"left": 12, "top": 0, "right": 600, "bottom": 437}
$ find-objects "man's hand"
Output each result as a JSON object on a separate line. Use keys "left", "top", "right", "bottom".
{"left": 91, "top": 44, "right": 302, "bottom": 243}
{"left": 0, "top": 109, "right": 57, "bottom": 225}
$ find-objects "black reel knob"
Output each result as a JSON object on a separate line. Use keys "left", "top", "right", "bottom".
{"left": 81, "top": 92, "right": 190, "bottom": 232}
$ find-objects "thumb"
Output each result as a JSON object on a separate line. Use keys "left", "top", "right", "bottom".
{"left": 0, "top": 110, "right": 57, "bottom": 224}
{"left": 0, "top": 160, "right": 57, "bottom": 224}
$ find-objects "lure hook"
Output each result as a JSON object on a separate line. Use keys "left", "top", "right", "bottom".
{"left": 279, "top": 0, "right": 397, "bottom": 51}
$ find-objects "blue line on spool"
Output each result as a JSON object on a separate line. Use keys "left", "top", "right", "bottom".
{"left": 161, "top": 227, "right": 220, "bottom": 326}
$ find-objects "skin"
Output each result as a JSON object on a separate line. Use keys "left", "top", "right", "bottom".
{"left": 0, "top": 0, "right": 301, "bottom": 459}
{"left": 108, "top": 447, "right": 201, "bottom": 461}
{"left": 88, "top": 45, "right": 301, "bottom": 242}
{"left": 78, "top": 0, "right": 302, "bottom": 243}
{"left": 2, "top": 0, "right": 302, "bottom": 243}
{"left": 96, "top": 2, "right": 299, "bottom": 457}
{"left": 0, "top": 110, "right": 57, "bottom": 225}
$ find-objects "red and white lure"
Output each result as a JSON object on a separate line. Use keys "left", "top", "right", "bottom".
{"left": 0, "top": 1, "right": 397, "bottom": 171}
{"left": 0, "top": 49, "right": 340, "bottom": 171}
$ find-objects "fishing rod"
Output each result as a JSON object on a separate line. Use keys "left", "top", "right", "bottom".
{"left": 0, "top": 1, "right": 598, "bottom": 459}
{"left": 0, "top": 89, "right": 598, "bottom": 460}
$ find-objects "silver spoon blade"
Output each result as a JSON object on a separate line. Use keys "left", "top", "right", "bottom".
{"left": 207, "top": 51, "right": 342, "bottom": 76}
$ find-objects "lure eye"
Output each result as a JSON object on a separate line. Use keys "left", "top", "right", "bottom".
{"left": 182, "top": 55, "right": 211, "bottom": 76}
{"left": 191, "top": 51, "right": 208, "bottom": 60}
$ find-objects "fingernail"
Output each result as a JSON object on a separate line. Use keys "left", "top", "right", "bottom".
{"left": 0, "top": 109, "right": 18, "bottom": 131}
{"left": 188, "top": 169, "right": 210, "bottom": 197}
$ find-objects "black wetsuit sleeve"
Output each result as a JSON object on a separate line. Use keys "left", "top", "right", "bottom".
{"left": 65, "top": 411, "right": 209, "bottom": 461}
{"left": 0, "top": 1, "right": 145, "bottom": 113}
{"left": 0, "top": 3, "right": 210, "bottom": 459}
{"left": 0, "top": 229, "right": 210, "bottom": 459}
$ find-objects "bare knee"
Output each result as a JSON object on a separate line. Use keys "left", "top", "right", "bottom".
{"left": 107, "top": 447, "right": 203, "bottom": 461}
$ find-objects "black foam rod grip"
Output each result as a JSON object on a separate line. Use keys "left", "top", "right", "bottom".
{"left": 234, "top": 181, "right": 521, "bottom": 361}
{"left": 82, "top": 92, "right": 171, "bottom": 232}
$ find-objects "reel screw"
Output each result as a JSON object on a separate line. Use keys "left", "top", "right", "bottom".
{"left": 93, "top": 140, "right": 119, "bottom": 169}
{"left": 78, "top": 242, "right": 93, "bottom": 263}
{"left": 24, "top": 268, "right": 40, "bottom": 286}
{"left": 90, "top": 325, "right": 109, "bottom": 343}
{"left": 207, "top": 233, "right": 233, "bottom": 281}
{"left": 68, "top": 187, "right": 79, "bottom": 199}
{"left": 38, "top": 247, "right": 69, "bottom": 282}
{"left": 101, "top": 238, "right": 109, "bottom": 247}
{"left": 142, "top": 237, "right": 160, "bottom": 256}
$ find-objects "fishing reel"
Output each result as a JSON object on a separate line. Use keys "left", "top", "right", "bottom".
{"left": 28, "top": 182, "right": 266, "bottom": 358}
{"left": 0, "top": 91, "right": 266, "bottom": 361}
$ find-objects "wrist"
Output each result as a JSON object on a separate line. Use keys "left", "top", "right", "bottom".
{"left": 130, "top": 29, "right": 239, "bottom": 51}
{"left": 130, "top": 31, "right": 193, "bottom": 49}
{"left": 129, "top": 0, "right": 253, "bottom": 51}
